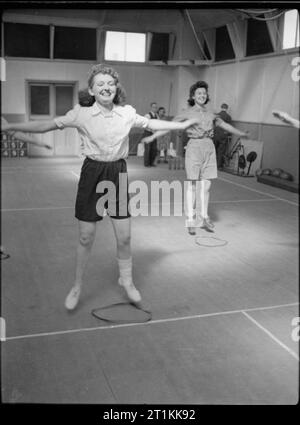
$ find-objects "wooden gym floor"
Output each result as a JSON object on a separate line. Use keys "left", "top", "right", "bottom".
{"left": 1, "top": 156, "right": 299, "bottom": 405}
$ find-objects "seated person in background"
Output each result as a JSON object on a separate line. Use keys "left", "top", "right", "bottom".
{"left": 156, "top": 107, "right": 171, "bottom": 163}
{"left": 213, "top": 103, "right": 232, "bottom": 169}
{"left": 272, "top": 110, "right": 300, "bottom": 129}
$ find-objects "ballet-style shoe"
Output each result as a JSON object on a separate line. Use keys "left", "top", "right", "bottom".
{"left": 201, "top": 216, "right": 215, "bottom": 232}
{"left": 185, "top": 218, "right": 197, "bottom": 235}
{"left": 118, "top": 278, "right": 142, "bottom": 304}
{"left": 65, "top": 285, "right": 81, "bottom": 310}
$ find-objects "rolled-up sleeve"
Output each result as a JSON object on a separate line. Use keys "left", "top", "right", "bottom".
{"left": 54, "top": 104, "right": 81, "bottom": 129}
{"left": 133, "top": 112, "right": 150, "bottom": 129}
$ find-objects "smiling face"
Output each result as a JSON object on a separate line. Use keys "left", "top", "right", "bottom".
{"left": 192, "top": 87, "right": 208, "bottom": 107}
{"left": 88, "top": 73, "right": 117, "bottom": 106}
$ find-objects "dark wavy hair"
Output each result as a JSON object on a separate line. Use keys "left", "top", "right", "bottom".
{"left": 86, "top": 64, "right": 126, "bottom": 105}
{"left": 78, "top": 88, "right": 95, "bottom": 107}
{"left": 187, "top": 81, "right": 210, "bottom": 106}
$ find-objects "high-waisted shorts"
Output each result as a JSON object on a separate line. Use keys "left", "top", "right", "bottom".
{"left": 185, "top": 138, "right": 218, "bottom": 180}
{"left": 75, "top": 157, "right": 130, "bottom": 222}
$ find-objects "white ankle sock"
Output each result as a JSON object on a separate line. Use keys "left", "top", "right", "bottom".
{"left": 117, "top": 257, "right": 133, "bottom": 285}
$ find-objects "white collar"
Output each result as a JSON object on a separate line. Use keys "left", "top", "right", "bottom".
{"left": 91, "top": 102, "right": 123, "bottom": 117}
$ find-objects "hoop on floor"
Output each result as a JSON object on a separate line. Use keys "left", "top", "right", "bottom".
{"left": 91, "top": 302, "right": 152, "bottom": 324}
{"left": 195, "top": 236, "right": 228, "bottom": 247}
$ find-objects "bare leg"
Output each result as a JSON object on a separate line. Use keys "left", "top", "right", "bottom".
{"left": 110, "top": 217, "right": 141, "bottom": 303}
{"left": 110, "top": 217, "right": 131, "bottom": 260}
{"left": 197, "top": 179, "right": 214, "bottom": 232}
{"left": 197, "top": 179, "right": 211, "bottom": 219}
{"left": 65, "top": 220, "right": 97, "bottom": 310}
{"left": 185, "top": 180, "right": 196, "bottom": 235}
{"left": 186, "top": 180, "right": 196, "bottom": 221}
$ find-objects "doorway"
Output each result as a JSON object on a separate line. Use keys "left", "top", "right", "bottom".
{"left": 27, "top": 82, "right": 79, "bottom": 156}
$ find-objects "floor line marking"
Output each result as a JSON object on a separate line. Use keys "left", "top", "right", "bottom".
{"left": 4, "top": 302, "right": 298, "bottom": 342}
{"left": 1, "top": 167, "right": 79, "bottom": 174}
{"left": 2, "top": 206, "right": 74, "bottom": 212}
{"left": 0, "top": 198, "right": 283, "bottom": 212}
{"left": 218, "top": 177, "right": 298, "bottom": 206}
{"left": 242, "top": 311, "right": 299, "bottom": 361}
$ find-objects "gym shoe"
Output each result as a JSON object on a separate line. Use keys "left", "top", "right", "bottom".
{"left": 185, "top": 219, "right": 196, "bottom": 235}
{"left": 65, "top": 286, "right": 81, "bottom": 310}
{"left": 201, "top": 217, "right": 215, "bottom": 232}
{"left": 187, "top": 227, "right": 196, "bottom": 235}
{"left": 118, "top": 278, "right": 142, "bottom": 304}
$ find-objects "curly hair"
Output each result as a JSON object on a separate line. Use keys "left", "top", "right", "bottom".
{"left": 87, "top": 64, "right": 126, "bottom": 105}
{"left": 187, "top": 81, "right": 210, "bottom": 106}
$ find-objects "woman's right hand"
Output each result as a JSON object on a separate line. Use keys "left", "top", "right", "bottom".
{"left": 141, "top": 136, "right": 153, "bottom": 144}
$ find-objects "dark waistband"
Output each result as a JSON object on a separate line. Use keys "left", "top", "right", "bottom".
{"left": 85, "top": 156, "right": 126, "bottom": 164}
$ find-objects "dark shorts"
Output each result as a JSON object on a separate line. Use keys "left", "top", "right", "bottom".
{"left": 75, "top": 157, "right": 131, "bottom": 222}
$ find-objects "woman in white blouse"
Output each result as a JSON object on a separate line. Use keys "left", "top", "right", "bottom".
{"left": 3, "top": 64, "right": 200, "bottom": 311}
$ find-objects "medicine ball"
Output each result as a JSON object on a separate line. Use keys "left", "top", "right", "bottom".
{"left": 279, "top": 171, "right": 293, "bottom": 181}
{"left": 262, "top": 168, "right": 272, "bottom": 175}
{"left": 272, "top": 168, "right": 284, "bottom": 177}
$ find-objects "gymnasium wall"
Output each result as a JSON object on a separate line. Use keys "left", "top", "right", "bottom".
{"left": 1, "top": 60, "right": 178, "bottom": 116}
{"left": 1, "top": 59, "right": 179, "bottom": 157}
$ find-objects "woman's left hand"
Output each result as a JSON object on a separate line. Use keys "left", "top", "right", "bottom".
{"left": 41, "top": 141, "right": 53, "bottom": 149}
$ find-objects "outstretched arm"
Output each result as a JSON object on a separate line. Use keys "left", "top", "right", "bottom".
{"left": 2, "top": 119, "right": 58, "bottom": 134}
{"left": 217, "top": 120, "right": 249, "bottom": 138}
{"left": 141, "top": 116, "right": 192, "bottom": 144}
{"left": 10, "top": 131, "right": 52, "bottom": 149}
{"left": 272, "top": 110, "right": 300, "bottom": 129}
{"left": 148, "top": 117, "right": 199, "bottom": 132}
{"left": 141, "top": 129, "right": 169, "bottom": 144}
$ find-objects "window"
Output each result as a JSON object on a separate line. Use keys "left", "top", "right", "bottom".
{"left": 30, "top": 85, "right": 50, "bottom": 115}
{"left": 215, "top": 26, "right": 235, "bottom": 62}
{"left": 104, "top": 31, "right": 146, "bottom": 62}
{"left": 55, "top": 85, "right": 74, "bottom": 116}
{"left": 282, "top": 9, "right": 299, "bottom": 49}
{"left": 246, "top": 18, "right": 274, "bottom": 56}
{"left": 54, "top": 26, "right": 97, "bottom": 60}
{"left": 4, "top": 22, "right": 96, "bottom": 60}
{"left": 4, "top": 23, "right": 50, "bottom": 58}
{"left": 29, "top": 83, "right": 74, "bottom": 117}
{"left": 148, "top": 33, "right": 169, "bottom": 61}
